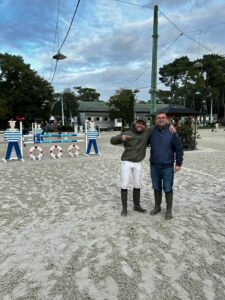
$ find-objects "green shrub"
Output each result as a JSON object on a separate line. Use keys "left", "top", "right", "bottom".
{"left": 177, "top": 120, "right": 196, "bottom": 150}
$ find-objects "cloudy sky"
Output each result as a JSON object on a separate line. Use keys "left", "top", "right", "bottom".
{"left": 0, "top": 0, "right": 225, "bottom": 101}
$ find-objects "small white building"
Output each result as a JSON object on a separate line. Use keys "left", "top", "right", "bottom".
{"left": 77, "top": 101, "right": 168, "bottom": 129}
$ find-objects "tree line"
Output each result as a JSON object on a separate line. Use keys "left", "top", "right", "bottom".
{"left": 1, "top": 52, "right": 225, "bottom": 128}
{"left": 158, "top": 54, "right": 225, "bottom": 118}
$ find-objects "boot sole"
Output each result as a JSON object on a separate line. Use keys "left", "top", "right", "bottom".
{"left": 121, "top": 211, "right": 127, "bottom": 216}
{"left": 150, "top": 209, "right": 161, "bottom": 215}
{"left": 133, "top": 207, "right": 147, "bottom": 213}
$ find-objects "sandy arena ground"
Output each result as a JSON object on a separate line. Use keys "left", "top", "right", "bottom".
{"left": 0, "top": 129, "right": 225, "bottom": 300}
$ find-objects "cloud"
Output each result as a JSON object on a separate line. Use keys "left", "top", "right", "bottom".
{"left": 1, "top": 0, "right": 225, "bottom": 101}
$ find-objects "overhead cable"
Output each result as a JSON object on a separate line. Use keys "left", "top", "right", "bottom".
{"left": 58, "top": 0, "right": 81, "bottom": 52}
{"left": 111, "top": 0, "right": 151, "bottom": 8}
{"left": 159, "top": 9, "right": 214, "bottom": 53}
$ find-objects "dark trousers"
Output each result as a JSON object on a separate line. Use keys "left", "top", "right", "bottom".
{"left": 5, "top": 142, "right": 22, "bottom": 160}
{"left": 151, "top": 165, "right": 174, "bottom": 193}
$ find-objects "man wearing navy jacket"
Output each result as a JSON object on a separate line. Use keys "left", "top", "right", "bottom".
{"left": 149, "top": 112, "right": 183, "bottom": 220}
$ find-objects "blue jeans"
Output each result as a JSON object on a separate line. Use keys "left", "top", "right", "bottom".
{"left": 34, "top": 134, "right": 43, "bottom": 143}
{"left": 86, "top": 139, "right": 99, "bottom": 154}
{"left": 5, "top": 142, "right": 22, "bottom": 160}
{"left": 150, "top": 165, "right": 174, "bottom": 193}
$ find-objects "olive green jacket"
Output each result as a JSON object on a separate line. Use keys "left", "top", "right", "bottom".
{"left": 110, "top": 127, "right": 153, "bottom": 162}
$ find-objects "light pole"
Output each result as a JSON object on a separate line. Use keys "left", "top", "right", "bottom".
{"left": 51, "top": 94, "right": 65, "bottom": 125}
{"left": 209, "top": 94, "right": 213, "bottom": 124}
{"left": 193, "top": 61, "right": 209, "bottom": 125}
{"left": 201, "top": 100, "right": 207, "bottom": 125}
{"left": 150, "top": 5, "right": 159, "bottom": 114}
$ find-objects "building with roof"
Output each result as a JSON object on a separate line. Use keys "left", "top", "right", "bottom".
{"left": 77, "top": 101, "right": 168, "bottom": 129}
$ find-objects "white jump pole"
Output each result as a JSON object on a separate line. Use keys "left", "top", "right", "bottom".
{"left": 32, "top": 123, "right": 34, "bottom": 134}
{"left": 85, "top": 120, "right": 88, "bottom": 152}
{"left": 19, "top": 121, "right": 24, "bottom": 158}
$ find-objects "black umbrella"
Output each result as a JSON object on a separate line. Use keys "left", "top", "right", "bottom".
{"left": 152, "top": 105, "right": 202, "bottom": 116}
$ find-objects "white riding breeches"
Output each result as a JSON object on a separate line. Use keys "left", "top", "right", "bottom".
{"left": 121, "top": 161, "right": 142, "bottom": 190}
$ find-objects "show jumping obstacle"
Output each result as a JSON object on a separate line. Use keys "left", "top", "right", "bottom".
{"left": 24, "top": 133, "right": 85, "bottom": 160}
{"left": 1, "top": 120, "right": 100, "bottom": 162}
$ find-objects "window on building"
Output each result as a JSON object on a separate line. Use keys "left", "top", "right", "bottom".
{"left": 96, "top": 117, "right": 100, "bottom": 121}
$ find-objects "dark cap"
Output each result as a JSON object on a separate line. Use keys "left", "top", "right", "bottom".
{"left": 136, "top": 117, "right": 147, "bottom": 126}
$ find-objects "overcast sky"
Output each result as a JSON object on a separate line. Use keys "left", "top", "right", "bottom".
{"left": 0, "top": 0, "right": 225, "bottom": 101}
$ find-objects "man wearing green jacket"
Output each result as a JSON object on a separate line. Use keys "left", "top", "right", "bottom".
{"left": 110, "top": 118, "right": 152, "bottom": 216}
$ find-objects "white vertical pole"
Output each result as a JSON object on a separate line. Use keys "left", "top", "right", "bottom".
{"left": 85, "top": 120, "right": 88, "bottom": 152}
{"left": 210, "top": 98, "right": 213, "bottom": 124}
{"left": 61, "top": 95, "right": 65, "bottom": 126}
{"left": 20, "top": 121, "right": 23, "bottom": 158}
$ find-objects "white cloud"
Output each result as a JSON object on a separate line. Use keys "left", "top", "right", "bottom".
{"left": 1, "top": 0, "right": 225, "bottom": 100}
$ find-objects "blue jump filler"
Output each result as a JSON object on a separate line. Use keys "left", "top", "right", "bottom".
{"left": 4, "top": 128, "right": 23, "bottom": 161}
{"left": 86, "top": 129, "right": 99, "bottom": 155}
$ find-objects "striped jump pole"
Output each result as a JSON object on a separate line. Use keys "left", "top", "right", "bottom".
{"left": 37, "top": 133, "right": 85, "bottom": 138}
{"left": 24, "top": 139, "right": 85, "bottom": 145}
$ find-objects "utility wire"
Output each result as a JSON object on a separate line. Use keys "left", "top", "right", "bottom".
{"left": 135, "top": 81, "right": 163, "bottom": 90}
{"left": 158, "top": 35, "right": 182, "bottom": 48}
{"left": 135, "top": 85, "right": 151, "bottom": 89}
{"left": 158, "top": 33, "right": 183, "bottom": 59}
{"left": 117, "top": 10, "right": 224, "bottom": 91}
{"left": 184, "top": 21, "right": 225, "bottom": 34}
{"left": 183, "top": 32, "right": 213, "bottom": 53}
{"left": 56, "top": 0, "right": 60, "bottom": 49}
{"left": 159, "top": 9, "right": 214, "bottom": 53}
{"left": 133, "top": 12, "right": 223, "bottom": 86}
{"left": 58, "top": 0, "right": 81, "bottom": 52}
{"left": 131, "top": 67, "right": 150, "bottom": 83}
{"left": 131, "top": 33, "right": 183, "bottom": 84}
{"left": 111, "top": 0, "right": 151, "bottom": 8}
{"left": 50, "top": 60, "right": 58, "bottom": 84}
{"left": 49, "top": 0, "right": 61, "bottom": 81}
{"left": 50, "top": 0, "right": 81, "bottom": 84}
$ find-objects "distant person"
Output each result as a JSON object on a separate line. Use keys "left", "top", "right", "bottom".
{"left": 22, "top": 127, "right": 29, "bottom": 135}
{"left": 149, "top": 112, "right": 183, "bottom": 220}
{"left": 215, "top": 123, "right": 218, "bottom": 132}
{"left": 34, "top": 124, "right": 43, "bottom": 143}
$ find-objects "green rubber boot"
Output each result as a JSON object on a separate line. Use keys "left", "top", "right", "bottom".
{"left": 165, "top": 192, "right": 173, "bottom": 220}
{"left": 121, "top": 189, "right": 128, "bottom": 216}
{"left": 150, "top": 191, "right": 162, "bottom": 215}
{"left": 133, "top": 188, "right": 146, "bottom": 213}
